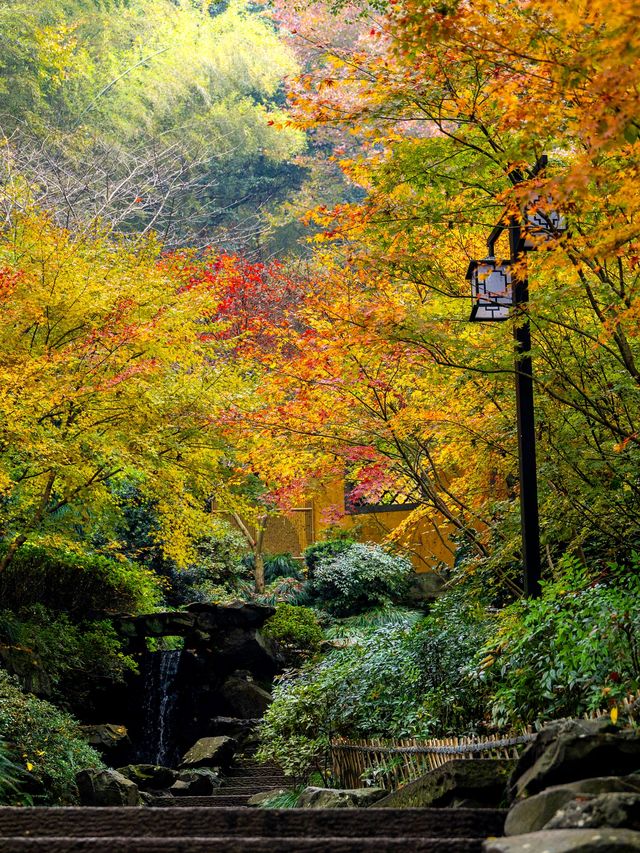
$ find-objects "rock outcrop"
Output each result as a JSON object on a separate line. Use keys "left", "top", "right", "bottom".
{"left": 298, "top": 786, "right": 388, "bottom": 808}
{"left": 179, "top": 736, "right": 237, "bottom": 770}
{"left": 485, "top": 828, "right": 640, "bottom": 852}
{"left": 377, "top": 758, "right": 514, "bottom": 809}
{"left": 508, "top": 718, "right": 640, "bottom": 800}
{"left": 76, "top": 769, "right": 141, "bottom": 807}
{"left": 116, "top": 764, "right": 177, "bottom": 791}
{"left": 505, "top": 775, "right": 640, "bottom": 835}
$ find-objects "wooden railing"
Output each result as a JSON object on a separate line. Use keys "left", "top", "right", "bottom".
{"left": 331, "top": 689, "right": 640, "bottom": 790}
{"left": 331, "top": 732, "right": 533, "bottom": 790}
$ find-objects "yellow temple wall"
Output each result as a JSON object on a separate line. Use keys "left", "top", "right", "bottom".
{"left": 259, "top": 479, "right": 455, "bottom": 574}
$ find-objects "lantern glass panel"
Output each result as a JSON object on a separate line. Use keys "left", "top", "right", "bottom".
{"left": 524, "top": 193, "right": 566, "bottom": 249}
{"left": 471, "top": 261, "right": 512, "bottom": 321}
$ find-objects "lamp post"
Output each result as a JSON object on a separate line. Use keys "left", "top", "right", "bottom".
{"left": 467, "top": 156, "right": 565, "bottom": 598}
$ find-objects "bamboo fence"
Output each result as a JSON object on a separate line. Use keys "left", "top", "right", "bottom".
{"left": 331, "top": 689, "right": 640, "bottom": 790}
{"left": 331, "top": 732, "right": 533, "bottom": 790}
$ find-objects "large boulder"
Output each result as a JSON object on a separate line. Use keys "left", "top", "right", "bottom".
{"left": 484, "top": 828, "right": 640, "bottom": 852}
{"left": 170, "top": 768, "right": 221, "bottom": 796}
{"left": 545, "top": 792, "right": 640, "bottom": 831}
{"left": 80, "top": 723, "right": 131, "bottom": 761}
{"left": 116, "top": 764, "right": 177, "bottom": 791}
{"left": 187, "top": 601, "right": 275, "bottom": 630}
{"left": 377, "top": 759, "right": 514, "bottom": 809}
{"left": 208, "top": 715, "right": 260, "bottom": 752}
{"left": 298, "top": 787, "right": 388, "bottom": 808}
{"left": 505, "top": 775, "right": 640, "bottom": 836}
{"left": 508, "top": 719, "right": 640, "bottom": 801}
{"left": 179, "top": 736, "right": 237, "bottom": 770}
{"left": 188, "top": 603, "right": 279, "bottom": 678}
{"left": 220, "top": 674, "right": 272, "bottom": 719}
{"left": 76, "top": 769, "right": 141, "bottom": 807}
{"left": 247, "top": 789, "right": 289, "bottom": 807}
{"left": 115, "top": 611, "right": 197, "bottom": 640}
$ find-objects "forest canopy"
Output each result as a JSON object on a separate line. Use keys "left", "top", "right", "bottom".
{"left": 0, "top": 0, "right": 307, "bottom": 254}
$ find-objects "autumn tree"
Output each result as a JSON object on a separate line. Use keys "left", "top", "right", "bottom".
{"left": 0, "top": 209, "right": 280, "bottom": 572}
{"left": 239, "top": 0, "right": 640, "bottom": 587}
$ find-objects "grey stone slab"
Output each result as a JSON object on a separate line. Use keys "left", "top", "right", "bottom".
{"left": 485, "top": 828, "right": 640, "bottom": 852}
{"left": 505, "top": 776, "right": 640, "bottom": 835}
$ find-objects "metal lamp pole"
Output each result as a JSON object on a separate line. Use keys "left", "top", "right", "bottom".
{"left": 468, "top": 156, "right": 558, "bottom": 598}
{"left": 509, "top": 220, "right": 541, "bottom": 598}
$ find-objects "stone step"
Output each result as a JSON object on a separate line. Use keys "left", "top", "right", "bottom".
{"left": 0, "top": 807, "right": 506, "bottom": 839}
{"left": 227, "top": 763, "right": 282, "bottom": 770}
{"left": 217, "top": 787, "right": 282, "bottom": 795}
{"left": 0, "top": 837, "right": 485, "bottom": 853}
{"left": 223, "top": 788, "right": 283, "bottom": 795}
{"left": 223, "top": 775, "right": 287, "bottom": 783}
{"left": 231, "top": 764, "right": 281, "bottom": 772}
{"left": 216, "top": 779, "right": 286, "bottom": 794}
{"left": 156, "top": 796, "right": 253, "bottom": 807}
{"left": 225, "top": 771, "right": 287, "bottom": 780}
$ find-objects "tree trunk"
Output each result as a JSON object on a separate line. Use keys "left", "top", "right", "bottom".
{"left": 0, "top": 535, "right": 27, "bottom": 574}
{"left": 254, "top": 550, "right": 265, "bottom": 593}
{"left": 254, "top": 516, "right": 267, "bottom": 593}
{"left": 0, "top": 471, "right": 56, "bottom": 574}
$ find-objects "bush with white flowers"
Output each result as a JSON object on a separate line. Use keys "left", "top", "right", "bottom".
{"left": 309, "top": 542, "right": 413, "bottom": 616}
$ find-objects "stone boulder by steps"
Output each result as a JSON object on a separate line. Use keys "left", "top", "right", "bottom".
{"left": 377, "top": 759, "right": 514, "bottom": 809}
{"left": 508, "top": 719, "right": 640, "bottom": 800}
{"left": 170, "top": 768, "right": 221, "bottom": 796}
{"left": 179, "top": 735, "right": 237, "bottom": 770}
{"left": 298, "top": 787, "right": 388, "bottom": 808}
{"left": 220, "top": 673, "right": 272, "bottom": 719}
{"left": 484, "top": 828, "right": 640, "bottom": 852}
{"left": 208, "top": 715, "right": 260, "bottom": 754}
{"left": 76, "top": 768, "right": 141, "bottom": 806}
{"left": 505, "top": 775, "right": 640, "bottom": 835}
{"left": 545, "top": 792, "right": 640, "bottom": 832}
{"left": 209, "top": 715, "right": 261, "bottom": 737}
{"left": 79, "top": 724, "right": 131, "bottom": 764}
{"left": 116, "top": 764, "right": 177, "bottom": 791}
{"left": 247, "top": 789, "right": 289, "bottom": 806}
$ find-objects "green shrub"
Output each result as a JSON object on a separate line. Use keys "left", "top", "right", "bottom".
{"left": 304, "top": 536, "right": 355, "bottom": 578}
{"left": 478, "top": 555, "right": 640, "bottom": 727}
{"left": 264, "top": 554, "right": 303, "bottom": 584}
{"left": 170, "top": 528, "right": 249, "bottom": 604}
{"left": 258, "top": 612, "right": 426, "bottom": 778}
{"left": 309, "top": 542, "right": 412, "bottom": 616}
{"left": 240, "top": 553, "right": 304, "bottom": 585}
{"left": 411, "top": 590, "right": 491, "bottom": 734}
{"left": 0, "top": 543, "right": 161, "bottom": 617}
{"left": 0, "top": 739, "right": 30, "bottom": 806}
{"left": 256, "top": 577, "right": 306, "bottom": 607}
{"left": 0, "top": 606, "right": 137, "bottom": 711}
{"left": 258, "top": 596, "right": 493, "bottom": 777}
{"left": 262, "top": 603, "right": 324, "bottom": 664}
{"left": 257, "top": 787, "right": 304, "bottom": 808}
{"left": 0, "top": 671, "right": 103, "bottom": 804}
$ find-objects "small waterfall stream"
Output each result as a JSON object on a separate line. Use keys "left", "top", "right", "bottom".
{"left": 137, "top": 649, "right": 182, "bottom": 766}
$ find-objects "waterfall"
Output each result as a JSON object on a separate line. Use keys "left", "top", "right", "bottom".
{"left": 137, "top": 649, "right": 182, "bottom": 767}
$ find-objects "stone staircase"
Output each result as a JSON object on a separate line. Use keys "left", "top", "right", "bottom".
{"left": 0, "top": 751, "right": 507, "bottom": 850}
{"left": 0, "top": 805, "right": 506, "bottom": 851}
{"left": 161, "top": 757, "right": 289, "bottom": 808}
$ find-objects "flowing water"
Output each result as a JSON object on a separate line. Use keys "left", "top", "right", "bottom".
{"left": 137, "top": 649, "right": 182, "bottom": 766}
